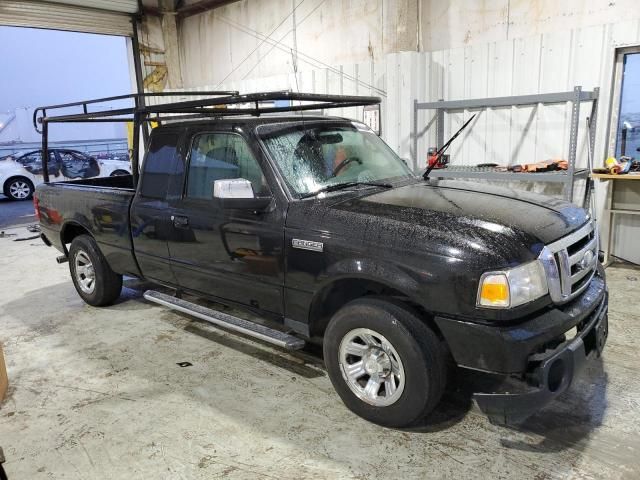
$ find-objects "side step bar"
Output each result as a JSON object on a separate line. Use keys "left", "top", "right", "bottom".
{"left": 143, "top": 290, "right": 305, "bottom": 350}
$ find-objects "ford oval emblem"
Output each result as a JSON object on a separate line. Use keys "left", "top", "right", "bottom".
{"left": 578, "top": 250, "right": 594, "bottom": 271}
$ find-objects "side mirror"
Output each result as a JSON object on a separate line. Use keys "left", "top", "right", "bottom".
{"left": 213, "top": 178, "right": 272, "bottom": 212}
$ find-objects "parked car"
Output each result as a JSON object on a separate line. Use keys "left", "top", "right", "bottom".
{"left": 0, "top": 149, "right": 131, "bottom": 200}
{"left": 36, "top": 113, "right": 608, "bottom": 428}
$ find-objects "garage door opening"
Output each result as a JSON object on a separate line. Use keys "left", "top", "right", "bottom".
{"left": 0, "top": 25, "right": 133, "bottom": 221}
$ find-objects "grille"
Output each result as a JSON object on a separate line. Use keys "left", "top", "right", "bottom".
{"left": 539, "top": 221, "right": 598, "bottom": 304}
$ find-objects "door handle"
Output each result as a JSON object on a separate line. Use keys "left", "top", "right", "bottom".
{"left": 171, "top": 215, "right": 189, "bottom": 228}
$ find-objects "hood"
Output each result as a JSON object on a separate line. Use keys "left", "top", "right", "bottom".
{"left": 289, "top": 179, "right": 588, "bottom": 267}
{"left": 350, "top": 180, "right": 587, "bottom": 244}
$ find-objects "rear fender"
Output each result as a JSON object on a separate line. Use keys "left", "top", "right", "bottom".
{"left": 60, "top": 220, "right": 93, "bottom": 255}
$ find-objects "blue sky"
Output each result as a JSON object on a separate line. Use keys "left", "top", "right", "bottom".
{"left": 0, "top": 27, "right": 132, "bottom": 142}
{"left": 0, "top": 26, "right": 131, "bottom": 111}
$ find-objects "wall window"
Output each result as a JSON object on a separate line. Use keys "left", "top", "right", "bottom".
{"left": 614, "top": 51, "right": 640, "bottom": 158}
{"left": 186, "top": 133, "right": 267, "bottom": 200}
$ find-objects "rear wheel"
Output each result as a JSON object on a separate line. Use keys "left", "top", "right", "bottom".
{"left": 110, "top": 170, "right": 129, "bottom": 176}
{"left": 69, "top": 234, "right": 122, "bottom": 306}
{"left": 4, "top": 177, "right": 34, "bottom": 200}
{"left": 323, "top": 297, "right": 447, "bottom": 427}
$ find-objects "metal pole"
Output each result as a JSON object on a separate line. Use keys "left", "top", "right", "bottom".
{"left": 413, "top": 99, "right": 418, "bottom": 171}
{"left": 42, "top": 120, "right": 49, "bottom": 183}
{"left": 131, "top": 112, "right": 141, "bottom": 186}
{"left": 589, "top": 88, "right": 599, "bottom": 161}
{"left": 436, "top": 100, "right": 444, "bottom": 149}
{"left": 566, "top": 86, "right": 582, "bottom": 202}
{"left": 131, "top": 15, "right": 150, "bottom": 149}
{"left": 584, "top": 88, "right": 600, "bottom": 214}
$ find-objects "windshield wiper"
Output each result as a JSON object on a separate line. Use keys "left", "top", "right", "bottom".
{"left": 300, "top": 181, "right": 393, "bottom": 199}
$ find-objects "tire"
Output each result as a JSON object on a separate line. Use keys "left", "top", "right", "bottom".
{"left": 323, "top": 297, "right": 447, "bottom": 428}
{"left": 110, "top": 170, "right": 129, "bottom": 176}
{"left": 68, "top": 234, "right": 122, "bottom": 306}
{"left": 3, "top": 177, "right": 34, "bottom": 201}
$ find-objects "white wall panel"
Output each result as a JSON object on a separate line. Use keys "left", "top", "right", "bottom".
{"left": 175, "top": 17, "right": 640, "bottom": 261}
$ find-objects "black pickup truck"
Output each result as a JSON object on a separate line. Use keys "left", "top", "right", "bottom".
{"left": 34, "top": 92, "right": 608, "bottom": 427}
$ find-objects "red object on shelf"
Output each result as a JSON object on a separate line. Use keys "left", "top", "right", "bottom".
{"left": 427, "top": 148, "right": 449, "bottom": 169}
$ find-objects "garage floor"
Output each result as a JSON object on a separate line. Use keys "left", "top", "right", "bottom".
{"left": 1, "top": 224, "right": 639, "bottom": 479}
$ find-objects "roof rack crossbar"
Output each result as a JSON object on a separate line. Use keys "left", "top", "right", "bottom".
{"left": 32, "top": 90, "right": 239, "bottom": 132}
{"left": 36, "top": 90, "right": 381, "bottom": 187}
{"left": 34, "top": 91, "right": 381, "bottom": 130}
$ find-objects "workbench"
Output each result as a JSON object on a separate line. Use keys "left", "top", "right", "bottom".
{"left": 592, "top": 173, "right": 640, "bottom": 264}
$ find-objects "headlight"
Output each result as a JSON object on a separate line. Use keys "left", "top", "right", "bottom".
{"left": 477, "top": 260, "right": 548, "bottom": 308}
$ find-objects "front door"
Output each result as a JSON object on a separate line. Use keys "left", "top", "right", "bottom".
{"left": 168, "top": 131, "right": 285, "bottom": 314}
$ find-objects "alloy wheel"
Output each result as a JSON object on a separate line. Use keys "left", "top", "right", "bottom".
{"left": 338, "top": 327, "right": 406, "bottom": 407}
{"left": 74, "top": 250, "right": 96, "bottom": 294}
{"left": 9, "top": 180, "right": 31, "bottom": 199}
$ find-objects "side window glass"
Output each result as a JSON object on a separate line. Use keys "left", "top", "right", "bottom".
{"left": 186, "top": 133, "right": 268, "bottom": 200}
{"left": 140, "top": 133, "right": 180, "bottom": 199}
{"left": 19, "top": 151, "right": 61, "bottom": 176}
{"left": 19, "top": 151, "right": 43, "bottom": 175}
{"left": 19, "top": 151, "right": 42, "bottom": 164}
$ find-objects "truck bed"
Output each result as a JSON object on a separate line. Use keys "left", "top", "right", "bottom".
{"left": 36, "top": 174, "right": 140, "bottom": 277}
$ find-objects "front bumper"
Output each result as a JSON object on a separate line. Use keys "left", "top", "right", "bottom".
{"left": 474, "top": 291, "right": 608, "bottom": 424}
{"left": 434, "top": 272, "right": 608, "bottom": 424}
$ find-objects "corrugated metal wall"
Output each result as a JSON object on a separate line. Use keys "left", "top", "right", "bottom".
{"left": 169, "top": 18, "right": 640, "bottom": 262}
{"left": 0, "top": 0, "right": 135, "bottom": 36}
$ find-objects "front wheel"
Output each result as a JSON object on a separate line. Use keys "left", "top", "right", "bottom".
{"left": 323, "top": 298, "right": 447, "bottom": 427}
{"left": 69, "top": 234, "right": 122, "bottom": 306}
{"left": 4, "top": 177, "right": 34, "bottom": 200}
{"left": 110, "top": 170, "right": 129, "bottom": 176}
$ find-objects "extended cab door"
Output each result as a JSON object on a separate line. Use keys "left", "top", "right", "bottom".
{"left": 130, "top": 130, "right": 184, "bottom": 285}
{"left": 167, "top": 130, "right": 285, "bottom": 314}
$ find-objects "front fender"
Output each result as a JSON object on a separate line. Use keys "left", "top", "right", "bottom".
{"left": 321, "top": 257, "right": 423, "bottom": 300}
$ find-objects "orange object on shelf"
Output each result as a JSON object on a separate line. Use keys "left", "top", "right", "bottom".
{"left": 509, "top": 159, "right": 568, "bottom": 173}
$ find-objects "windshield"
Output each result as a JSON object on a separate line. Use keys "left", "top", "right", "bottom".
{"left": 258, "top": 122, "right": 413, "bottom": 197}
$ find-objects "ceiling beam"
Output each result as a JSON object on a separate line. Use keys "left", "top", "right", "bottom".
{"left": 176, "top": 0, "right": 240, "bottom": 18}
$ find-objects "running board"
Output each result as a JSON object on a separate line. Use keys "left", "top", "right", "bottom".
{"left": 143, "top": 290, "right": 305, "bottom": 350}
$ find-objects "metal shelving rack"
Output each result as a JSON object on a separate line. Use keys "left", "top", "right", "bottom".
{"left": 412, "top": 86, "right": 599, "bottom": 202}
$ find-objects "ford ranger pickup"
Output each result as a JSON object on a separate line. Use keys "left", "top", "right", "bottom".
{"left": 34, "top": 92, "right": 608, "bottom": 427}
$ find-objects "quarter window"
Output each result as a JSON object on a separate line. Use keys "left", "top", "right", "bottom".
{"left": 139, "top": 133, "right": 181, "bottom": 199}
{"left": 186, "top": 133, "right": 268, "bottom": 200}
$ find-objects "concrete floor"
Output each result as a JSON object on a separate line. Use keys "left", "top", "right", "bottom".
{"left": 0, "top": 224, "right": 639, "bottom": 479}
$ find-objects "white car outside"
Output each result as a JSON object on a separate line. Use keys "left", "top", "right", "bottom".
{"left": 0, "top": 149, "right": 131, "bottom": 200}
